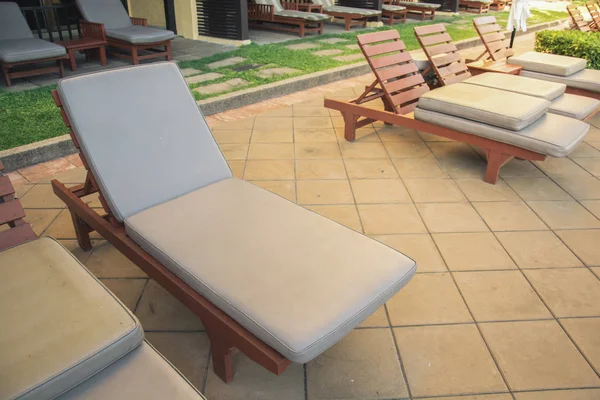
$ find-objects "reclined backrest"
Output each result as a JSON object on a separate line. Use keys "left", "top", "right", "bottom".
{"left": 473, "top": 16, "right": 513, "bottom": 61}
{"left": 312, "top": 0, "right": 335, "bottom": 6}
{"left": 0, "top": 2, "right": 34, "bottom": 41}
{"left": 0, "top": 161, "right": 36, "bottom": 251}
{"left": 587, "top": 2, "right": 600, "bottom": 26}
{"left": 56, "top": 63, "right": 232, "bottom": 222}
{"left": 414, "top": 23, "right": 471, "bottom": 86}
{"left": 567, "top": 4, "right": 591, "bottom": 31}
{"left": 76, "top": 0, "right": 133, "bottom": 29}
{"left": 357, "top": 30, "right": 430, "bottom": 114}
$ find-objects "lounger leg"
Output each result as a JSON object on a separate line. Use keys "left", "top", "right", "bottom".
{"left": 99, "top": 46, "right": 107, "bottom": 66}
{"left": 484, "top": 150, "right": 512, "bottom": 184}
{"left": 206, "top": 327, "right": 236, "bottom": 383}
{"left": 58, "top": 59, "right": 65, "bottom": 78}
{"left": 299, "top": 24, "right": 305, "bottom": 38}
{"left": 342, "top": 112, "right": 358, "bottom": 142}
{"left": 69, "top": 210, "right": 93, "bottom": 251}
{"left": 165, "top": 41, "right": 172, "bottom": 61}
{"left": 345, "top": 17, "right": 351, "bottom": 30}
{"left": 1, "top": 64, "right": 11, "bottom": 87}
{"left": 131, "top": 46, "right": 139, "bottom": 65}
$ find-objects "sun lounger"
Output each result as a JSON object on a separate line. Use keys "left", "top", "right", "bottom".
{"left": 324, "top": 30, "right": 591, "bottom": 184}
{"left": 459, "top": 0, "right": 491, "bottom": 14}
{"left": 490, "top": 0, "right": 508, "bottom": 11}
{"left": 414, "top": 23, "right": 600, "bottom": 121}
{"left": 75, "top": 0, "right": 175, "bottom": 65}
{"left": 381, "top": 1, "right": 408, "bottom": 25}
{"left": 387, "top": 0, "right": 440, "bottom": 20}
{"left": 0, "top": 165, "right": 206, "bottom": 400}
{"left": 586, "top": 1, "right": 600, "bottom": 28}
{"left": 49, "top": 62, "right": 416, "bottom": 382}
{"left": 310, "top": 0, "right": 382, "bottom": 30}
{"left": 0, "top": 2, "right": 67, "bottom": 87}
{"left": 473, "top": 16, "right": 600, "bottom": 100}
{"left": 249, "top": 0, "right": 330, "bottom": 37}
{"left": 568, "top": 4, "right": 596, "bottom": 31}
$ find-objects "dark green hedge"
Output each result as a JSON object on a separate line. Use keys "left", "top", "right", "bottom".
{"left": 534, "top": 30, "right": 600, "bottom": 70}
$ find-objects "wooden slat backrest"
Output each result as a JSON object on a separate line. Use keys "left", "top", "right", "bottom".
{"left": 357, "top": 30, "right": 429, "bottom": 115}
{"left": 0, "top": 161, "right": 37, "bottom": 251}
{"left": 588, "top": 3, "right": 600, "bottom": 27}
{"left": 568, "top": 4, "right": 591, "bottom": 31}
{"left": 473, "top": 16, "right": 513, "bottom": 61}
{"left": 414, "top": 23, "right": 470, "bottom": 86}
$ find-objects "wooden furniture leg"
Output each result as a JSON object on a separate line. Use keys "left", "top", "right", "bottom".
{"left": 342, "top": 112, "right": 357, "bottom": 141}
{"left": 58, "top": 59, "right": 65, "bottom": 78}
{"left": 1, "top": 64, "right": 10, "bottom": 87}
{"left": 345, "top": 16, "right": 352, "bottom": 30}
{"left": 67, "top": 49, "right": 77, "bottom": 71}
{"left": 99, "top": 46, "right": 107, "bottom": 66}
{"left": 484, "top": 150, "right": 512, "bottom": 184}
{"left": 165, "top": 41, "right": 172, "bottom": 61}
{"left": 70, "top": 210, "right": 93, "bottom": 250}
{"left": 206, "top": 326, "right": 237, "bottom": 383}
{"left": 131, "top": 46, "right": 139, "bottom": 65}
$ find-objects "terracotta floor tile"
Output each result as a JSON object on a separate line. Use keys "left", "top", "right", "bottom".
{"left": 18, "top": 158, "right": 74, "bottom": 183}
{"left": 504, "top": 177, "right": 572, "bottom": 201}
{"left": 479, "top": 320, "right": 600, "bottom": 390}
{"left": 428, "top": 142, "right": 478, "bottom": 158}
{"left": 296, "top": 180, "right": 353, "bottom": 205}
{"left": 592, "top": 267, "right": 600, "bottom": 279}
{"left": 58, "top": 239, "right": 97, "bottom": 264}
{"left": 293, "top": 106, "right": 330, "bottom": 117}
{"left": 437, "top": 156, "right": 487, "bottom": 179}
{"left": 145, "top": 332, "right": 210, "bottom": 389}
{"left": 243, "top": 160, "right": 294, "bottom": 180}
{"left": 250, "top": 129, "right": 294, "bottom": 143}
{"left": 227, "top": 160, "right": 245, "bottom": 178}
{"left": 136, "top": 280, "right": 204, "bottom": 331}
{"left": 345, "top": 159, "right": 399, "bottom": 179}
{"left": 582, "top": 200, "right": 600, "bottom": 219}
{"left": 293, "top": 117, "right": 332, "bottom": 130}
{"left": 350, "top": 179, "right": 411, "bottom": 204}
{"left": 293, "top": 128, "right": 337, "bottom": 142}
{"left": 37, "top": 167, "right": 88, "bottom": 184}
{"left": 219, "top": 143, "right": 248, "bottom": 160}
{"left": 417, "top": 203, "right": 488, "bottom": 233}
{"left": 425, "top": 395, "right": 512, "bottom": 400}
{"left": 255, "top": 106, "right": 293, "bottom": 118}
{"left": 561, "top": 318, "right": 600, "bottom": 374}
{"left": 43, "top": 209, "right": 101, "bottom": 240}
{"left": 534, "top": 158, "right": 592, "bottom": 178}
{"left": 99, "top": 278, "right": 146, "bottom": 311}
{"left": 211, "top": 129, "right": 252, "bottom": 144}
{"left": 524, "top": 268, "right": 600, "bottom": 317}
{"left": 335, "top": 126, "right": 384, "bottom": 142}
{"left": 377, "top": 125, "right": 422, "bottom": 142}
{"left": 454, "top": 271, "right": 551, "bottom": 321}
{"left": 455, "top": 179, "right": 519, "bottom": 202}
{"left": 386, "top": 273, "right": 472, "bottom": 326}
{"left": 295, "top": 159, "right": 346, "bottom": 180}
{"left": 371, "top": 234, "right": 447, "bottom": 272}
{"left": 84, "top": 241, "right": 147, "bottom": 278}
{"left": 250, "top": 181, "right": 296, "bottom": 202}
{"left": 570, "top": 142, "right": 600, "bottom": 158}
{"left": 23, "top": 209, "right": 61, "bottom": 236}
{"left": 7, "top": 171, "right": 27, "bottom": 188}
{"left": 212, "top": 117, "right": 255, "bottom": 130}
{"left": 15, "top": 183, "right": 34, "bottom": 199}
{"left": 383, "top": 141, "right": 432, "bottom": 158}
{"left": 359, "top": 306, "right": 389, "bottom": 328}
{"left": 306, "top": 205, "right": 362, "bottom": 232}
{"left": 498, "top": 160, "right": 545, "bottom": 178}
{"left": 573, "top": 158, "right": 600, "bottom": 177}
{"left": 395, "top": 324, "right": 506, "bottom": 397}
{"left": 514, "top": 389, "right": 600, "bottom": 400}
{"left": 473, "top": 202, "right": 547, "bottom": 231}
{"left": 205, "top": 354, "right": 305, "bottom": 400}
{"left": 404, "top": 179, "right": 466, "bottom": 203}
{"left": 556, "top": 230, "right": 600, "bottom": 266}
{"left": 307, "top": 329, "right": 409, "bottom": 400}
{"left": 496, "top": 231, "right": 582, "bottom": 269}
{"left": 339, "top": 141, "right": 388, "bottom": 159}
{"left": 418, "top": 131, "right": 453, "bottom": 142}
{"left": 253, "top": 117, "right": 292, "bottom": 132}
{"left": 553, "top": 177, "right": 600, "bottom": 200}
{"left": 433, "top": 233, "right": 516, "bottom": 271}
{"left": 294, "top": 142, "right": 341, "bottom": 159}
{"left": 358, "top": 204, "right": 427, "bottom": 234}
{"left": 527, "top": 201, "right": 600, "bottom": 229}
{"left": 247, "top": 143, "right": 294, "bottom": 159}
{"left": 392, "top": 157, "right": 448, "bottom": 179}
{"left": 20, "top": 184, "right": 66, "bottom": 209}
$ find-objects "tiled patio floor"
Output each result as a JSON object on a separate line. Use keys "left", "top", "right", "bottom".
{"left": 7, "top": 33, "right": 600, "bottom": 400}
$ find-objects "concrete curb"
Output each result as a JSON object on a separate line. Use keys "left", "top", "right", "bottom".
{"left": 0, "top": 18, "right": 567, "bottom": 171}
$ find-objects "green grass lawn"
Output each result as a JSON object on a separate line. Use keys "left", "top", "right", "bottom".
{"left": 0, "top": 8, "right": 566, "bottom": 152}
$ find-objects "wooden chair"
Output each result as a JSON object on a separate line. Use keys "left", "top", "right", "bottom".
{"left": 381, "top": 0, "right": 409, "bottom": 25}
{"left": 586, "top": 1, "right": 600, "bottom": 29}
{"left": 413, "top": 23, "right": 471, "bottom": 86}
{"left": 248, "top": 1, "right": 327, "bottom": 37}
{"left": 473, "top": 16, "right": 514, "bottom": 61}
{"left": 459, "top": 0, "right": 491, "bottom": 14}
{"left": 568, "top": 4, "right": 596, "bottom": 31}
{"left": 0, "top": 161, "right": 37, "bottom": 250}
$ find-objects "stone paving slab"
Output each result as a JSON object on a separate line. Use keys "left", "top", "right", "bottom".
{"left": 313, "top": 49, "right": 344, "bottom": 57}
{"left": 207, "top": 57, "right": 247, "bottom": 69}
{"left": 194, "top": 78, "right": 248, "bottom": 95}
{"left": 285, "top": 43, "right": 320, "bottom": 50}
{"left": 180, "top": 67, "right": 202, "bottom": 77}
{"left": 185, "top": 72, "right": 224, "bottom": 85}
{"left": 319, "top": 38, "right": 348, "bottom": 44}
{"left": 345, "top": 44, "right": 360, "bottom": 50}
{"left": 333, "top": 53, "right": 364, "bottom": 62}
{"left": 256, "top": 67, "right": 300, "bottom": 79}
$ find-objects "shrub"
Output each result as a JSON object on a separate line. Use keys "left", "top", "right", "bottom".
{"left": 534, "top": 30, "right": 600, "bottom": 70}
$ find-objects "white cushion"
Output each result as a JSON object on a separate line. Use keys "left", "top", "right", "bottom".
{"left": 0, "top": 238, "right": 144, "bottom": 400}
{"left": 57, "top": 342, "right": 206, "bottom": 400}
{"left": 414, "top": 108, "right": 589, "bottom": 157}
{"left": 417, "top": 83, "right": 550, "bottom": 131}
{"left": 57, "top": 63, "right": 232, "bottom": 222}
{"left": 0, "top": 37, "right": 66, "bottom": 63}
{"left": 550, "top": 94, "right": 600, "bottom": 121}
{"left": 520, "top": 68, "right": 600, "bottom": 94}
{"left": 76, "top": 0, "right": 132, "bottom": 29}
{"left": 464, "top": 72, "right": 565, "bottom": 101}
{"left": 106, "top": 26, "right": 175, "bottom": 44}
{"left": 0, "top": 2, "right": 34, "bottom": 40}
{"left": 125, "top": 178, "right": 416, "bottom": 364}
{"left": 509, "top": 51, "right": 587, "bottom": 76}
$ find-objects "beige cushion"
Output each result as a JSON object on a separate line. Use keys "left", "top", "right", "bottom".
{"left": 125, "top": 178, "right": 416, "bottom": 364}
{"left": 417, "top": 83, "right": 550, "bottom": 131}
{"left": 414, "top": 108, "right": 589, "bottom": 157}
{"left": 0, "top": 238, "right": 144, "bottom": 400}
{"left": 550, "top": 94, "right": 600, "bottom": 120}
{"left": 58, "top": 342, "right": 206, "bottom": 400}
{"left": 520, "top": 69, "right": 600, "bottom": 94}
{"left": 464, "top": 72, "right": 565, "bottom": 101}
{"left": 509, "top": 51, "right": 587, "bottom": 76}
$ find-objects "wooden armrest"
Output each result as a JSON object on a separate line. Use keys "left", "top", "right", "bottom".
{"left": 281, "top": 1, "right": 300, "bottom": 11}
{"left": 130, "top": 17, "right": 148, "bottom": 27}
{"left": 297, "top": 3, "right": 323, "bottom": 12}
{"left": 80, "top": 20, "right": 107, "bottom": 41}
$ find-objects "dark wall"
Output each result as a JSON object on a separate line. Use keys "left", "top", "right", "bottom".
{"left": 197, "top": 0, "right": 248, "bottom": 40}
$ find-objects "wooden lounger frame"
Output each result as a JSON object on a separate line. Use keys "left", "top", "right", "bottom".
{"left": 49, "top": 90, "right": 292, "bottom": 383}
{"left": 248, "top": 2, "right": 325, "bottom": 37}
{"left": 381, "top": 0, "right": 408, "bottom": 25}
{"left": 490, "top": 0, "right": 507, "bottom": 11}
{"left": 568, "top": 4, "right": 596, "bottom": 31}
{"left": 324, "top": 30, "right": 548, "bottom": 184}
{"left": 1, "top": 54, "right": 67, "bottom": 87}
{"left": 0, "top": 161, "right": 37, "bottom": 251}
{"left": 318, "top": 8, "right": 379, "bottom": 30}
{"left": 586, "top": 1, "right": 600, "bottom": 30}
{"left": 414, "top": 23, "right": 471, "bottom": 86}
{"left": 459, "top": 0, "right": 490, "bottom": 14}
{"left": 81, "top": 18, "right": 172, "bottom": 65}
